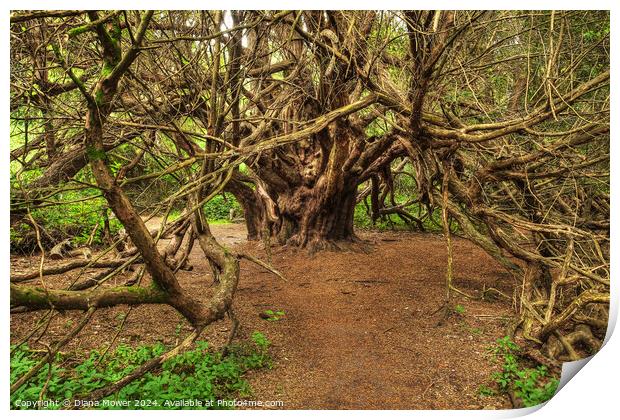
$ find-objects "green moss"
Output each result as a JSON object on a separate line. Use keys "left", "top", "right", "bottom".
{"left": 94, "top": 89, "right": 105, "bottom": 106}
{"left": 86, "top": 145, "right": 107, "bottom": 161}
{"left": 68, "top": 25, "right": 90, "bottom": 37}
{"left": 101, "top": 62, "right": 115, "bottom": 78}
{"left": 109, "top": 19, "right": 122, "bottom": 41}
{"left": 124, "top": 285, "right": 167, "bottom": 301}
{"left": 108, "top": 20, "right": 123, "bottom": 61}
{"left": 10, "top": 285, "right": 50, "bottom": 306}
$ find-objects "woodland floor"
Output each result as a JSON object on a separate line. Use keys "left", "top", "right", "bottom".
{"left": 11, "top": 223, "right": 520, "bottom": 409}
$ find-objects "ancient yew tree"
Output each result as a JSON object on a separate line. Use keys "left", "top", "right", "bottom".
{"left": 10, "top": 10, "right": 609, "bottom": 399}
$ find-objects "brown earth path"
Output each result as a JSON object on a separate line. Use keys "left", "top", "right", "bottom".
{"left": 11, "top": 223, "right": 518, "bottom": 409}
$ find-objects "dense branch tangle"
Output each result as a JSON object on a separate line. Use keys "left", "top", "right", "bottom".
{"left": 10, "top": 10, "right": 609, "bottom": 396}
{"left": 390, "top": 11, "right": 609, "bottom": 360}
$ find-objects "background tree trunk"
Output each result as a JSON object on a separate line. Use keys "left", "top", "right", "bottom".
{"left": 275, "top": 184, "right": 358, "bottom": 250}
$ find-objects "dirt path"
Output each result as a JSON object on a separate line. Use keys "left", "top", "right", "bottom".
{"left": 226, "top": 226, "right": 515, "bottom": 409}
{"left": 11, "top": 224, "right": 517, "bottom": 409}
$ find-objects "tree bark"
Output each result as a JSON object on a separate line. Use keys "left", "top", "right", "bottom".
{"left": 226, "top": 178, "right": 270, "bottom": 241}
{"left": 273, "top": 183, "right": 358, "bottom": 250}
{"left": 235, "top": 120, "right": 401, "bottom": 250}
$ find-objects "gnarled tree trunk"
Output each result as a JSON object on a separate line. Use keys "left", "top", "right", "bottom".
{"left": 238, "top": 118, "right": 383, "bottom": 251}
{"left": 274, "top": 181, "right": 358, "bottom": 250}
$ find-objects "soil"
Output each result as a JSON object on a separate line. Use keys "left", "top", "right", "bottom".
{"left": 11, "top": 223, "right": 520, "bottom": 409}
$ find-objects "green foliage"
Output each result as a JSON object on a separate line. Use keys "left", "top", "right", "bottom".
{"left": 353, "top": 202, "right": 381, "bottom": 229}
{"left": 262, "top": 310, "right": 286, "bottom": 322}
{"left": 484, "top": 336, "right": 559, "bottom": 407}
{"left": 583, "top": 26, "right": 609, "bottom": 43}
{"left": 353, "top": 197, "right": 445, "bottom": 232}
{"left": 203, "top": 193, "right": 242, "bottom": 222}
{"left": 10, "top": 189, "right": 123, "bottom": 252}
{"left": 11, "top": 332, "right": 272, "bottom": 410}
{"left": 352, "top": 161, "right": 457, "bottom": 233}
{"left": 250, "top": 331, "right": 270, "bottom": 352}
{"left": 490, "top": 336, "right": 520, "bottom": 356}
{"left": 454, "top": 304, "right": 466, "bottom": 315}
{"left": 478, "top": 384, "right": 496, "bottom": 397}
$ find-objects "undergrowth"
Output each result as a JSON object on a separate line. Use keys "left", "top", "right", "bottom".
{"left": 10, "top": 189, "right": 123, "bottom": 252}
{"left": 11, "top": 331, "right": 272, "bottom": 410}
{"left": 353, "top": 198, "right": 450, "bottom": 233}
{"left": 10, "top": 191, "right": 241, "bottom": 253}
{"left": 203, "top": 193, "right": 242, "bottom": 221}
{"left": 480, "top": 336, "right": 559, "bottom": 407}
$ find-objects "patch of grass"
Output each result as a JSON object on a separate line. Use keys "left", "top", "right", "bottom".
{"left": 10, "top": 331, "right": 272, "bottom": 410}
{"left": 482, "top": 336, "right": 559, "bottom": 407}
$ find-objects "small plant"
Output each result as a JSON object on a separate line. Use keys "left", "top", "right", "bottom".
{"left": 251, "top": 331, "right": 271, "bottom": 351}
{"left": 470, "top": 327, "right": 483, "bottom": 335}
{"left": 174, "top": 321, "right": 184, "bottom": 337}
{"left": 489, "top": 336, "right": 519, "bottom": 358}
{"left": 261, "top": 309, "right": 286, "bottom": 322}
{"left": 483, "top": 336, "right": 559, "bottom": 407}
{"left": 478, "top": 384, "right": 496, "bottom": 397}
{"left": 454, "top": 304, "right": 466, "bottom": 315}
